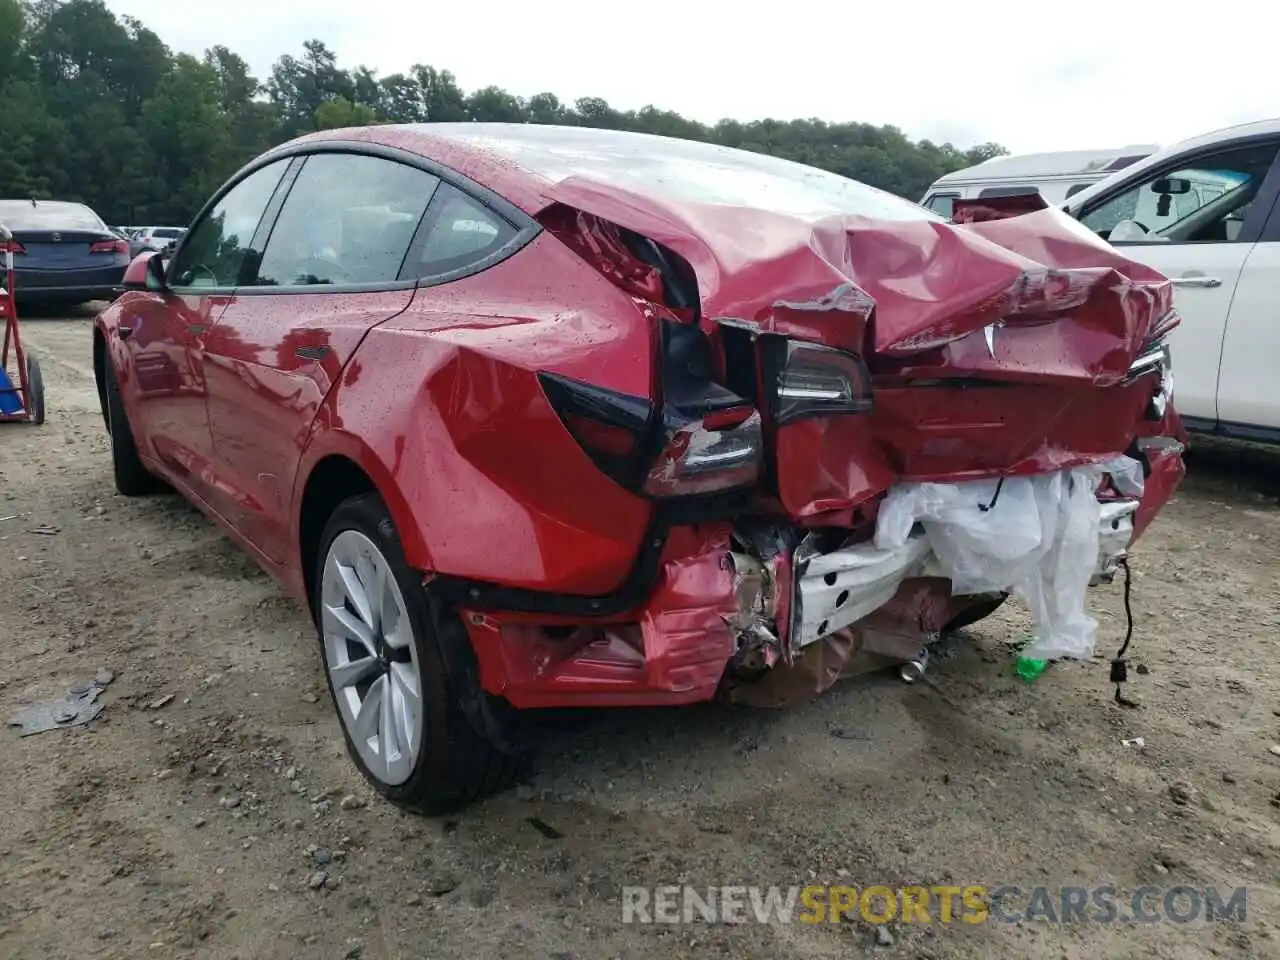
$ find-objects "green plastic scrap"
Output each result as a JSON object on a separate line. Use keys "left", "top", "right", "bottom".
{"left": 1015, "top": 655, "right": 1047, "bottom": 683}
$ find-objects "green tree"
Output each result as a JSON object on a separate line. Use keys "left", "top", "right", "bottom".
{"left": 0, "top": 0, "right": 1006, "bottom": 226}
{"left": 315, "top": 96, "right": 377, "bottom": 130}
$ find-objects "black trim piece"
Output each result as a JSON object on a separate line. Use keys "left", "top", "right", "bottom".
{"left": 1181, "top": 415, "right": 1280, "bottom": 446}
{"left": 245, "top": 156, "right": 305, "bottom": 270}
{"left": 1178, "top": 414, "right": 1215, "bottom": 434}
{"left": 162, "top": 138, "right": 543, "bottom": 298}
{"left": 295, "top": 346, "right": 330, "bottom": 361}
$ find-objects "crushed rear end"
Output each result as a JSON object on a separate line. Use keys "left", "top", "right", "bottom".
{"left": 451, "top": 193, "right": 1184, "bottom": 709}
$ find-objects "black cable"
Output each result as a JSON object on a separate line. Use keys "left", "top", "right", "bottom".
{"left": 1110, "top": 557, "right": 1139, "bottom": 708}
{"left": 978, "top": 476, "right": 1005, "bottom": 513}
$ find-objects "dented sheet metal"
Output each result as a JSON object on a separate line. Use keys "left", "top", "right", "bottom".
{"left": 540, "top": 177, "right": 1179, "bottom": 521}
{"left": 545, "top": 178, "right": 1172, "bottom": 380}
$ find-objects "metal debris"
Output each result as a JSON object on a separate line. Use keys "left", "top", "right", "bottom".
{"left": 1121, "top": 737, "right": 1146, "bottom": 749}
{"left": 7, "top": 677, "right": 109, "bottom": 736}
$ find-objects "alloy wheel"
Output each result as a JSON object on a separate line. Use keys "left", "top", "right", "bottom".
{"left": 320, "top": 530, "right": 423, "bottom": 786}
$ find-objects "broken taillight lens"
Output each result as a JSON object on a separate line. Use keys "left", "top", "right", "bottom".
{"left": 772, "top": 341, "right": 873, "bottom": 425}
{"left": 642, "top": 409, "right": 762, "bottom": 498}
{"left": 539, "top": 371, "right": 763, "bottom": 500}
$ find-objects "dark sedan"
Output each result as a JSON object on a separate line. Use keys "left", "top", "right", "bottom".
{"left": 0, "top": 199, "right": 131, "bottom": 305}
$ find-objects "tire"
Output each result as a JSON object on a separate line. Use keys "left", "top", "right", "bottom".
{"left": 25, "top": 355, "right": 45, "bottom": 425}
{"left": 315, "top": 493, "right": 523, "bottom": 814}
{"left": 102, "top": 356, "right": 166, "bottom": 496}
{"left": 942, "top": 593, "right": 1008, "bottom": 633}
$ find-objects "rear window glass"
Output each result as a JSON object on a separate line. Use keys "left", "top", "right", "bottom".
{"left": 153, "top": 228, "right": 184, "bottom": 238}
{"left": 0, "top": 201, "right": 106, "bottom": 231}
{"left": 423, "top": 125, "right": 942, "bottom": 223}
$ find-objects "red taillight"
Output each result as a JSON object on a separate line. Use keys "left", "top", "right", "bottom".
{"left": 540, "top": 372, "right": 763, "bottom": 500}
{"left": 643, "top": 409, "right": 762, "bottom": 498}
{"left": 1, "top": 240, "right": 25, "bottom": 255}
{"left": 90, "top": 239, "right": 128, "bottom": 255}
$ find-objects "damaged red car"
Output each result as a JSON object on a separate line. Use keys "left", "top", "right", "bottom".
{"left": 94, "top": 124, "right": 1186, "bottom": 813}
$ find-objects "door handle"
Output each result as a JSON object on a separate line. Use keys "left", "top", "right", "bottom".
{"left": 116, "top": 326, "right": 133, "bottom": 340}
{"left": 1171, "top": 276, "right": 1222, "bottom": 288}
{"left": 186, "top": 323, "right": 207, "bottom": 335}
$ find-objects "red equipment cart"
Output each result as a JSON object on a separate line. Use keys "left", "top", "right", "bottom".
{"left": 0, "top": 220, "right": 45, "bottom": 425}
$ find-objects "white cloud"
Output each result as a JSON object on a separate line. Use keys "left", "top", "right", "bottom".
{"left": 105, "top": 0, "right": 1278, "bottom": 154}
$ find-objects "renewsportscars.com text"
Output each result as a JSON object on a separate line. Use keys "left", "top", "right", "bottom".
{"left": 621, "top": 884, "right": 1248, "bottom": 925}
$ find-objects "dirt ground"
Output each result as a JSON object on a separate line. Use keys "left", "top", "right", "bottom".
{"left": 1, "top": 308, "right": 1279, "bottom": 960}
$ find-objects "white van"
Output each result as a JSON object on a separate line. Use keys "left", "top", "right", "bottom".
{"left": 920, "top": 145, "right": 1158, "bottom": 217}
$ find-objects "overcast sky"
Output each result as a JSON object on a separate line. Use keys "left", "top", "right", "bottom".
{"left": 104, "top": 0, "right": 1276, "bottom": 155}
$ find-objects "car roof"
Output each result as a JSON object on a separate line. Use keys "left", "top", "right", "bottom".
{"left": 290, "top": 123, "right": 941, "bottom": 224}
{"left": 932, "top": 145, "right": 1158, "bottom": 187}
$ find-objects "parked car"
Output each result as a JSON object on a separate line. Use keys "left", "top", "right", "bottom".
{"left": 93, "top": 124, "right": 1186, "bottom": 813}
{"left": 920, "top": 145, "right": 1157, "bottom": 217}
{"left": 0, "top": 199, "right": 131, "bottom": 305}
{"left": 1060, "top": 118, "right": 1280, "bottom": 444}
{"left": 132, "top": 226, "right": 186, "bottom": 253}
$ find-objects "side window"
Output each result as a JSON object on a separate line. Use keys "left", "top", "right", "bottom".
{"left": 925, "top": 193, "right": 958, "bottom": 217}
{"left": 978, "top": 185, "right": 1040, "bottom": 198}
{"left": 400, "top": 182, "right": 517, "bottom": 280}
{"left": 170, "top": 160, "right": 289, "bottom": 288}
{"left": 1079, "top": 140, "right": 1280, "bottom": 243}
{"left": 253, "top": 153, "right": 440, "bottom": 287}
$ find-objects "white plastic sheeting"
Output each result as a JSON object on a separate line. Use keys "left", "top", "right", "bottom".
{"left": 874, "top": 457, "right": 1143, "bottom": 661}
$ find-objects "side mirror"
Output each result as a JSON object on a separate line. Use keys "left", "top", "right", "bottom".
{"left": 1152, "top": 177, "right": 1191, "bottom": 195}
{"left": 121, "top": 251, "right": 169, "bottom": 293}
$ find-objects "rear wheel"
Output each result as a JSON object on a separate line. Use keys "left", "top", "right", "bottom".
{"left": 316, "top": 493, "right": 523, "bottom": 814}
{"left": 102, "top": 358, "right": 165, "bottom": 496}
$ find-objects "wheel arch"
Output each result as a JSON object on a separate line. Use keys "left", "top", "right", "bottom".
{"left": 293, "top": 441, "right": 434, "bottom": 613}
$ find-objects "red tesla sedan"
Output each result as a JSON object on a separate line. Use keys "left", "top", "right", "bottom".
{"left": 94, "top": 123, "right": 1186, "bottom": 813}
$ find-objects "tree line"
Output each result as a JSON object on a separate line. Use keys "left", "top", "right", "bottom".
{"left": 0, "top": 0, "right": 1007, "bottom": 226}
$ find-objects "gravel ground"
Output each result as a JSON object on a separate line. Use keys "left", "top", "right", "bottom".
{"left": 1, "top": 309, "right": 1279, "bottom": 960}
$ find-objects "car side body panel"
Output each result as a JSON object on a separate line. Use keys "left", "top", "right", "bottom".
{"left": 291, "top": 232, "right": 657, "bottom": 596}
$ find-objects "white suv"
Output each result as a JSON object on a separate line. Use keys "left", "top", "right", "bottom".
{"left": 1064, "top": 118, "right": 1280, "bottom": 442}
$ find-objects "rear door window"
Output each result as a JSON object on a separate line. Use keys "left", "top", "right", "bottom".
{"left": 252, "top": 153, "right": 440, "bottom": 287}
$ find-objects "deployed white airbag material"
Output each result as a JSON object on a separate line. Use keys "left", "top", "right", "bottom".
{"left": 875, "top": 457, "right": 1142, "bottom": 661}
